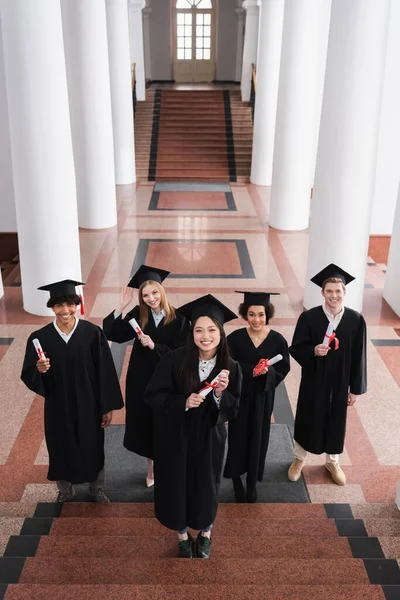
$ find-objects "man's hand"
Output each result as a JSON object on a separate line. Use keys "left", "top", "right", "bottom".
{"left": 36, "top": 358, "right": 50, "bottom": 373}
{"left": 314, "top": 344, "right": 330, "bottom": 357}
{"left": 101, "top": 411, "right": 113, "bottom": 428}
{"left": 140, "top": 334, "right": 155, "bottom": 350}
{"left": 214, "top": 369, "right": 230, "bottom": 397}
{"left": 186, "top": 393, "right": 204, "bottom": 409}
{"left": 347, "top": 393, "right": 358, "bottom": 406}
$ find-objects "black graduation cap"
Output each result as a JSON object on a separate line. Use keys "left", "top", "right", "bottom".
{"left": 128, "top": 264, "right": 170, "bottom": 289}
{"left": 38, "top": 279, "right": 84, "bottom": 300}
{"left": 178, "top": 294, "right": 237, "bottom": 324}
{"left": 236, "top": 291, "right": 280, "bottom": 306}
{"left": 310, "top": 263, "right": 355, "bottom": 288}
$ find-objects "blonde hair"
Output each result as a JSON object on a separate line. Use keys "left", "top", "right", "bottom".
{"left": 321, "top": 277, "right": 346, "bottom": 291}
{"left": 138, "top": 280, "right": 176, "bottom": 328}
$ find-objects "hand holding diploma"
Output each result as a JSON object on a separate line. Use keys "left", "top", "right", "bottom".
{"left": 129, "top": 318, "right": 155, "bottom": 349}
{"left": 253, "top": 354, "right": 283, "bottom": 377}
{"left": 33, "top": 338, "right": 50, "bottom": 373}
{"left": 186, "top": 393, "right": 204, "bottom": 409}
{"left": 315, "top": 323, "right": 339, "bottom": 356}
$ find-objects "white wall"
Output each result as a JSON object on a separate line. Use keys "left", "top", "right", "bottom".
{"left": 370, "top": 0, "right": 400, "bottom": 235}
{"left": 216, "top": 0, "right": 238, "bottom": 80}
{"left": 0, "top": 18, "right": 17, "bottom": 232}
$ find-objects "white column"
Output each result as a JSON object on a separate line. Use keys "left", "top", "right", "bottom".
{"left": 106, "top": 0, "right": 136, "bottom": 185}
{"left": 128, "top": 0, "right": 146, "bottom": 101}
{"left": 304, "top": 0, "right": 390, "bottom": 312}
{"left": 0, "top": 16, "right": 16, "bottom": 233}
{"left": 143, "top": 6, "right": 152, "bottom": 81}
{"left": 370, "top": 0, "right": 400, "bottom": 235}
{"left": 269, "top": 0, "right": 331, "bottom": 230}
{"left": 384, "top": 182, "right": 400, "bottom": 317}
{"left": 250, "top": 0, "right": 284, "bottom": 186}
{"left": 0, "top": 270, "right": 3, "bottom": 300}
{"left": 235, "top": 7, "right": 245, "bottom": 83}
{"left": 0, "top": 0, "right": 82, "bottom": 316}
{"left": 240, "top": 0, "right": 259, "bottom": 102}
{"left": 61, "top": 0, "right": 117, "bottom": 230}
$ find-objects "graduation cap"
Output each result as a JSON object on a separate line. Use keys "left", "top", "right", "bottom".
{"left": 127, "top": 264, "right": 170, "bottom": 289}
{"left": 310, "top": 263, "right": 355, "bottom": 288}
{"left": 178, "top": 294, "right": 237, "bottom": 324}
{"left": 38, "top": 279, "right": 85, "bottom": 299}
{"left": 236, "top": 291, "right": 280, "bottom": 306}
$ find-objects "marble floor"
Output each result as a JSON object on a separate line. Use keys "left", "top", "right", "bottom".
{"left": 0, "top": 182, "right": 399, "bottom": 505}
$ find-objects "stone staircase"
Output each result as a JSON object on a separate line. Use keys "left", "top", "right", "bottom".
{"left": 1, "top": 501, "right": 399, "bottom": 599}
{"left": 134, "top": 88, "right": 253, "bottom": 183}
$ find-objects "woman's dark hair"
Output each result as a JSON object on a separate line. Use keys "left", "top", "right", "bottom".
{"left": 46, "top": 294, "right": 81, "bottom": 308}
{"left": 238, "top": 302, "right": 275, "bottom": 323}
{"left": 179, "top": 317, "right": 230, "bottom": 392}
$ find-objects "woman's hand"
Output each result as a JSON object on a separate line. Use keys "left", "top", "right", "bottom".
{"left": 186, "top": 393, "right": 204, "bottom": 409}
{"left": 140, "top": 334, "right": 155, "bottom": 350}
{"left": 314, "top": 344, "right": 330, "bottom": 356}
{"left": 254, "top": 366, "right": 268, "bottom": 377}
{"left": 214, "top": 369, "right": 230, "bottom": 397}
{"left": 119, "top": 286, "right": 134, "bottom": 313}
{"left": 101, "top": 411, "right": 113, "bottom": 428}
{"left": 36, "top": 358, "right": 50, "bottom": 373}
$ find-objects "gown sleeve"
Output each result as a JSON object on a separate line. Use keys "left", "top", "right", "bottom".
{"left": 92, "top": 328, "right": 125, "bottom": 414}
{"left": 153, "top": 314, "right": 190, "bottom": 360}
{"left": 349, "top": 314, "right": 367, "bottom": 395}
{"left": 144, "top": 352, "right": 188, "bottom": 421}
{"left": 20, "top": 333, "right": 47, "bottom": 397}
{"left": 289, "top": 311, "right": 316, "bottom": 367}
{"left": 102, "top": 306, "right": 139, "bottom": 343}
{"left": 268, "top": 334, "right": 291, "bottom": 388}
{"left": 215, "top": 359, "right": 242, "bottom": 425}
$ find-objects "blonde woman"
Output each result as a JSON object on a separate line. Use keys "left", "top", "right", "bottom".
{"left": 103, "top": 265, "right": 190, "bottom": 486}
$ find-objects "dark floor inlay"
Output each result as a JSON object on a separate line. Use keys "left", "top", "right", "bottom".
{"left": 348, "top": 537, "right": 385, "bottom": 559}
{"left": 0, "top": 338, "right": 13, "bottom": 346}
{"left": 364, "top": 559, "right": 400, "bottom": 585}
{"left": 4, "top": 535, "right": 41, "bottom": 558}
{"left": 335, "top": 518, "right": 368, "bottom": 537}
{"left": 382, "top": 585, "right": 400, "bottom": 600}
{"left": 371, "top": 339, "right": 400, "bottom": 347}
{"left": 34, "top": 502, "right": 63, "bottom": 518}
{"left": 0, "top": 584, "right": 7, "bottom": 600}
{"left": 20, "top": 517, "right": 53, "bottom": 536}
{"left": 324, "top": 503, "right": 353, "bottom": 519}
{"left": 0, "top": 558, "right": 25, "bottom": 584}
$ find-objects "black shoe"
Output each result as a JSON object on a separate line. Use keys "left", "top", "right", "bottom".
{"left": 178, "top": 533, "right": 194, "bottom": 558}
{"left": 196, "top": 532, "right": 212, "bottom": 559}
{"left": 232, "top": 477, "right": 246, "bottom": 503}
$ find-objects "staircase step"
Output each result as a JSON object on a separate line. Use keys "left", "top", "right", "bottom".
{"left": 4, "top": 584, "right": 387, "bottom": 600}
{"left": 49, "top": 517, "right": 339, "bottom": 537}
{"left": 35, "top": 534, "right": 352, "bottom": 559}
{"left": 363, "top": 519, "right": 400, "bottom": 537}
{"left": 0, "top": 504, "right": 37, "bottom": 518}
{"left": 19, "top": 557, "right": 370, "bottom": 585}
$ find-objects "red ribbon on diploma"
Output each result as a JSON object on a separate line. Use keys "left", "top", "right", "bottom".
{"left": 253, "top": 358, "right": 269, "bottom": 376}
{"left": 37, "top": 348, "right": 46, "bottom": 360}
{"left": 199, "top": 380, "right": 218, "bottom": 395}
{"left": 326, "top": 331, "right": 339, "bottom": 350}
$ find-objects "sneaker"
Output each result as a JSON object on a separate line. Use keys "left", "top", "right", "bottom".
{"left": 196, "top": 532, "right": 212, "bottom": 559}
{"left": 89, "top": 488, "right": 111, "bottom": 503}
{"left": 288, "top": 458, "right": 305, "bottom": 482}
{"left": 325, "top": 463, "right": 346, "bottom": 486}
{"left": 178, "top": 533, "right": 194, "bottom": 558}
{"left": 57, "top": 487, "right": 76, "bottom": 503}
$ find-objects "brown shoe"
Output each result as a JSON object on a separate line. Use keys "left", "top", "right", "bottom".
{"left": 288, "top": 458, "right": 305, "bottom": 482}
{"left": 325, "top": 463, "right": 346, "bottom": 486}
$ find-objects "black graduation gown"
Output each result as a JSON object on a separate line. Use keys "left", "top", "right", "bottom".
{"left": 20, "top": 320, "right": 124, "bottom": 483}
{"left": 102, "top": 306, "right": 190, "bottom": 459}
{"left": 290, "top": 306, "right": 367, "bottom": 455}
{"left": 144, "top": 347, "right": 242, "bottom": 531}
{"left": 223, "top": 328, "right": 290, "bottom": 482}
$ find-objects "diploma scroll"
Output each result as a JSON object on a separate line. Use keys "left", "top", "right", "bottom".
{"left": 32, "top": 338, "right": 46, "bottom": 361}
{"left": 129, "top": 318, "right": 143, "bottom": 337}
{"left": 253, "top": 354, "right": 283, "bottom": 376}
{"left": 198, "top": 371, "right": 225, "bottom": 397}
{"left": 322, "top": 323, "right": 339, "bottom": 350}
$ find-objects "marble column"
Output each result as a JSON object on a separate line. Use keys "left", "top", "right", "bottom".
{"left": 240, "top": 0, "right": 259, "bottom": 102}
{"left": 143, "top": 6, "right": 152, "bottom": 81}
{"left": 250, "top": 0, "right": 284, "bottom": 186}
{"left": 303, "top": 0, "right": 390, "bottom": 312}
{"left": 128, "top": 0, "right": 146, "bottom": 101}
{"left": 383, "top": 182, "right": 400, "bottom": 317}
{"left": 269, "top": 0, "right": 331, "bottom": 230}
{"left": 0, "top": 0, "right": 82, "bottom": 316}
{"left": 61, "top": 0, "right": 117, "bottom": 229}
{"left": 106, "top": 0, "right": 136, "bottom": 184}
